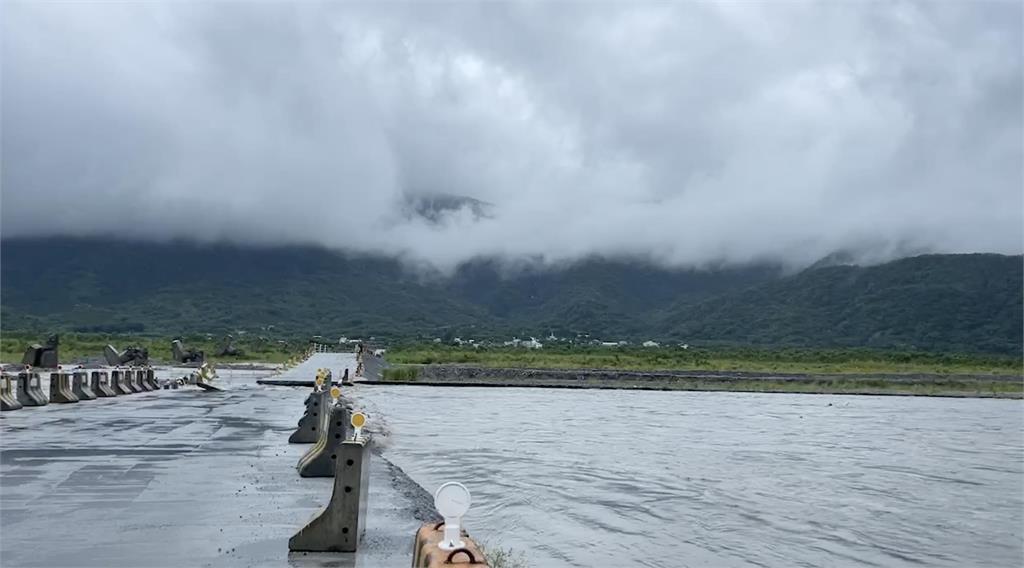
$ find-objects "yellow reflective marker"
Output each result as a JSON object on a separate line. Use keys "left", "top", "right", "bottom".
{"left": 330, "top": 386, "right": 341, "bottom": 399}
{"left": 351, "top": 412, "right": 366, "bottom": 429}
{"left": 315, "top": 376, "right": 324, "bottom": 386}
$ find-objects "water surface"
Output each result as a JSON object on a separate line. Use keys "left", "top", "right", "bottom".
{"left": 353, "top": 386, "right": 1023, "bottom": 567}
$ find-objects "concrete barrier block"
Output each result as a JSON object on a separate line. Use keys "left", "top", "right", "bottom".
{"left": 143, "top": 369, "right": 159, "bottom": 390}
{"left": 130, "top": 369, "right": 145, "bottom": 393}
{"left": 16, "top": 372, "right": 48, "bottom": 406}
{"left": 1, "top": 374, "right": 23, "bottom": 411}
{"left": 412, "top": 524, "right": 489, "bottom": 568}
{"left": 126, "top": 370, "right": 144, "bottom": 393}
{"left": 118, "top": 370, "right": 135, "bottom": 393}
{"left": 103, "top": 345, "right": 122, "bottom": 366}
{"left": 294, "top": 397, "right": 332, "bottom": 466}
{"left": 135, "top": 368, "right": 153, "bottom": 391}
{"left": 110, "top": 370, "right": 132, "bottom": 395}
{"left": 71, "top": 371, "right": 97, "bottom": 400}
{"left": 90, "top": 371, "right": 118, "bottom": 397}
{"left": 132, "top": 369, "right": 145, "bottom": 392}
{"left": 288, "top": 439, "right": 370, "bottom": 552}
{"left": 49, "top": 372, "right": 79, "bottom": 404}
{"left": 289, "top": 391, "right": 330, "bottom": 444}
{"left": 297, "top": 401, "right": 351, "bottom": 477}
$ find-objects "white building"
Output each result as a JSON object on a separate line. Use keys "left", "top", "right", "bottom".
{"left": 522, "top": 337, "right": 543, "bottom": 349}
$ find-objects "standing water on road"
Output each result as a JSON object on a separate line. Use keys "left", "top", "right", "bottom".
{"left": 352, "top": 386, "right": 1022, "bottom": 567}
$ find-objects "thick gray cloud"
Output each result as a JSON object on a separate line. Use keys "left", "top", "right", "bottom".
{"left": 2, "top": 1, "right": 1021, "bottom": 270}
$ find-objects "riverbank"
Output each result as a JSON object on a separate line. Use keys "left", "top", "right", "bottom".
{"left": 376, "top": 364, "right": 1023, "bottom": 398}
{"left": 387, "top": 345, "right": 1021, "bottom": 375}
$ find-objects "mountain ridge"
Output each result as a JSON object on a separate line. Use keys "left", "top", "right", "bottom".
{"left": 1, "top": 237, "right": 1019, "bottom": 354}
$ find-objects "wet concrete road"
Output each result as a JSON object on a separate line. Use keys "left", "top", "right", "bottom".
{"left": 0, "top": 354, "right": 429, "bottom": 567}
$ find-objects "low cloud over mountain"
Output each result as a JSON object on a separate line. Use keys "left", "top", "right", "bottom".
{"left": 2, "top": 2, "right": 1021, "bottom": 271}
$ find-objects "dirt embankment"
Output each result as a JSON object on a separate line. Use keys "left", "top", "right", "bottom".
{"left": 369, "top": 364, "right": 1023, "bottom": 398}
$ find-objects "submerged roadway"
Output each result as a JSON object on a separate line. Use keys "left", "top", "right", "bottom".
{"left": 0, "top": 354, "right": 434, "bottom": 567}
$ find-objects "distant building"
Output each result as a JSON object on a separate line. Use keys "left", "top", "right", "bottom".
{"left": 642, "top": 340, "right": 660, "bottom": 348}
{"left": 503, "top": 337, "right": 543, "bottom": 349}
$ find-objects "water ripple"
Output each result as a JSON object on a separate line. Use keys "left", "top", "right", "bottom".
{"left": 351, "top": 387, "right": 1023, "bottom": 567}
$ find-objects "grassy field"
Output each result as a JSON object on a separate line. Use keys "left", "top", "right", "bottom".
{"left": 0, "top": 332, "right": 309, "bottom": 365}
{"left": 4, "top": 332, "right": 1020, "bottom": 378}
{"left": 386, "top": 344, "right": 1022, "bottom": 375}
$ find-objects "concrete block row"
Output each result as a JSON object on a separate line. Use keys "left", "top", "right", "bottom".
{"left": 0, "top": 368, "right": 159, "bottom": 411}
{"left": 283, "top": 371, "right": 490, "bottom": 565}
{"left": 289, "top": 390, "right": 330, "bottom": 444}
{"left": 287, "top": 381, "right": 369, "bottom": 553}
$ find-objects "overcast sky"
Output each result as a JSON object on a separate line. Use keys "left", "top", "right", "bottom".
{"left": 2, "top": 1, "right": 1021, "bottom": 270}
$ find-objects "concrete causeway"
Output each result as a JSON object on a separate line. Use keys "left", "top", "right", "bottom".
{"left": 0, "top": 354, "right": 431, "bottom": 567}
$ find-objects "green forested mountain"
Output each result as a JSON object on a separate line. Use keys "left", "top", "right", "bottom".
{"left": 1, "top": 238, "right": 1020, "bottom": 354}
{"left": 662, "top": 254, "right": 1023, "bottom": 353}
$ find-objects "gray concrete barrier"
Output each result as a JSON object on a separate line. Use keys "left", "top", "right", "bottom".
{"left": 289, "top": 390, "right": 330, "bottom": 444}
{"left": 131, "top": 369, "right": 145, "bottom": 393}
{"left": 1, "top": 374, "right": 23, "bottom": 411}
{"left": 133, "top": 368, "right": 153, "bottom": 391}
{"left": 110, "top": 370, "right": 132, "bottom": 395}
{"left": 118, "top": 370, "right": 136, "bottom": 393}
{"left": 143, "top": 368, "right": 159, "bottom": 390}
{"left": 297, "top": 401, "right": 351, "bottom": 478}
{"left": 71, "top": 370, "right": 97, "bottom": 400}
{"left": 126, "top": 369, "right": 144, "bottom": 393}
{"left": 288, "top": 438, "right": 370, "bottom": 552}
{"left": 16, "top": 372, "right": 47, "bottom": 406}
{"left": 49, "top": 371, "right": 79, "bottom": 404}
{"left": 90, "top": 371, "right": 118, "bottom": 397}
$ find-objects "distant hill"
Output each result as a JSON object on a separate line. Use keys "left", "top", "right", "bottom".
{"left": 661, "top": 254, "right": 1023, "bottom": 354}
{"left": 1, "top": 238, "right": 1020, "bottom": 354}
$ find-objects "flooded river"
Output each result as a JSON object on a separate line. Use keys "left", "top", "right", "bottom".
{"left": 352, "top": 386, "right": 1022, "bottom": 567}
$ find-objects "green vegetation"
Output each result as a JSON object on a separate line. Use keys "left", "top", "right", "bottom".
{"left": 479, "top": 542, "right": 528, "bottom": 568}
{"left": 381, "top": 366, "right": 420, "bottom": 381}
{"left": 2, "top": 238, "right": 1021, "bottom": 355}
{"left": 0, "top": 332, "right": 307, "bottom": 365}
{"left": 376, "top": 361, "right": 1022, "bottom": 397}
{"left": 387, "top": 344, "right": 1022, "bottom": 375}
{"left": 662, "top": 254, "right": 1024, "bottom": 355}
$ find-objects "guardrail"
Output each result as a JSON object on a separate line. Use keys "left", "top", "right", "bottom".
{"left": 284, "top": 374, "right": 491, "bottom": 564}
